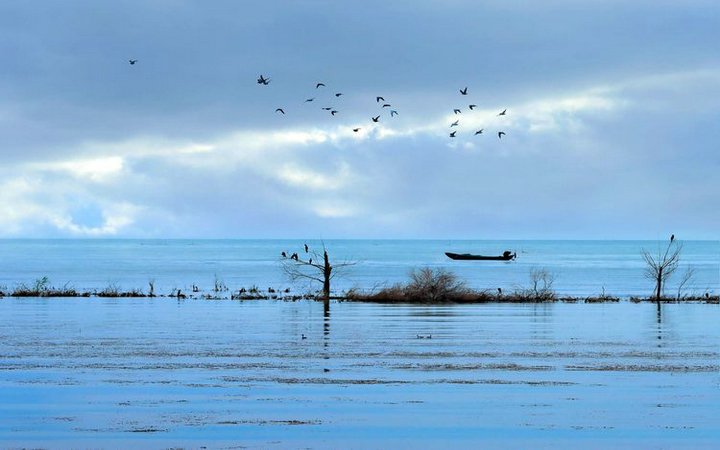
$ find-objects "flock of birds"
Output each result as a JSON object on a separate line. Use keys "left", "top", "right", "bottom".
{"left": 126, "top": 60, "right": 509, "bottom": 140}
{"left": 255, "top": 73, "right": 509, "bottom": 140}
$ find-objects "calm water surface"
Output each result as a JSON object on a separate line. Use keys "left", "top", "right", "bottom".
{"left": 1, "top": 298, "right": 718, "bottom": 448}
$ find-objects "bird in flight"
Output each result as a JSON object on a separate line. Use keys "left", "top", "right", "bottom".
{"left": 305, "top": 97, "right": 315, "bottom": 102}
{"left": 390, "top": 110, "right": 398, "bottom": 117}
{"left": 316, "top": 83, "right": 325, "bottom": 89}
{"left": 453, "top": 109, "right": 462, "bottom": 114}
{"left": 474, "top": 129, "right": 484, "bottom": 135}
{"left": 335, "top": 93, "right": 343, "bottom": 97}
{"left": 469, "top": 104, "right": 477, "bottom": 110}
{"left": 376, "top": 96, "right": 385, "bottom": 103}
{"left": 321, "top": 107, "right": 332, "bottom": 110}
{"left": 331, "top": 110, "right": 338, "bottom": 116}
{"left": 382, "top": 104, "right": 392, "bottom": 108}
{"left": 372, "top": 115, "right": 380, "bottom": 122}
{"left": 353, "top": 128, "right": 361, "bottom": 132}
{"left": 450, "top": 120, "right": 459, "bottom": 127}
{"left": 128, "top": 59, "right": 138, "bottom": 65}
{"left": 498, "top": 131, "right": 506, "bottom": 139}
{"left": 449, "top": 131, "right": 457, "bottom": 138}
{"left": 498, "top": 109, "right": 507, "bottom": 116}
{"left": 275, "top": 108, "right": 285, "bottom": 114}
{"left": 460, "top": 87, "right": 468, "bottom": 95}
{"left": 257, "top": 74, "right": 270, "bottom": 85}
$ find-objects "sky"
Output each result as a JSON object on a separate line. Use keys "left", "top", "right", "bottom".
{"left": 0, "top": 0, "right": 718, "bottom": 239}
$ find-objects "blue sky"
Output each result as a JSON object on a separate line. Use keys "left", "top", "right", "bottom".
{"left": 0, "top": 0, "right": 718, "bottom": 239}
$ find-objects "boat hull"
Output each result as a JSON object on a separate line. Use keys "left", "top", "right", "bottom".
{"left": 445, "top": 252, "right": 514, "bottom": 261}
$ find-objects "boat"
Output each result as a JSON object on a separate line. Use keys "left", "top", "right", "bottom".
{"left": 445, "top": 251, "right": 516, "bottom": 261}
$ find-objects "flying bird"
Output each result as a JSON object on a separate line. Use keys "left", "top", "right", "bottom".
{"left": 372, "top": 115, "right": 380, "bottom": 122}
{"left": 450, "top": 120, "right": 459, "bottom": 127}
{"left": 498, "top": 109, "right": 507, "bottom": 116}
{"left": 275, "top": 108, "right": 285, "bottom": 114}
{"left": 331, "top": 110, "right": 338, "bottom": 115}
{"left": 257, "top": 74, "right": 270, "bottom": 85}
{"left": 382, "top": 104, "right": 391, "bottom": 108}
{"left": 390, "top": 110, "right": 398, "bottom": 117}
{"left": 453, "top": 109, "right": 462, "bottom": 114}
{"left": 305, "top": 97, "right": 315, "bottom": 102}
{"left": 316, "top": 82, "right": 325, "bottom": 88}
{"left": 449, "top": 131, "right": 457, "bottom": 138}
{"left": 128, "top": 59, "right": 138, "bottom": 65}
{"left": 321, "top": 107, "right": 332, "bottom": 110}
{"left": 469, "top": 104, "right": 477, "bottom": 110}
{"left": 459, "top": 87, "right": 468, "bottom": 95}
{"left": 474, "top": 129, "right": 484, "bottom": 135}
{"left": 376, "top": 96, "right": 385, "bottom": 103}
{"left": 335, "top": 93, "right": 343, "bottom": 97}
{"left": 498, "top": 131, "right": 506, "bottom": 139}
{"left": 353, "top": 128, "right": 361, "bottom": 132}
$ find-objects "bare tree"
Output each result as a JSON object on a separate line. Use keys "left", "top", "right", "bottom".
{"left": 642, "top": 236, "right": 682, "bottom": 303}
{"left": 280, "top": 243, "right": 354, "bottom": 308}
{"left": 676, "top": 267, "right": 696, "bottom": 301}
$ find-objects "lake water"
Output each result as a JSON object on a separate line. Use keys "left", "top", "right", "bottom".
{"left": 1, "top": 298, "right": 718, "bottom": 448}
{"left": 0, "top": 239, "right": 718, "bottom": 297}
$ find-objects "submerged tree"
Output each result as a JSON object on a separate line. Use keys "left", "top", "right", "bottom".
{"left": 280, "top": 243, "right": 354, "bottom": 308}
{"left": 642, "top": 235, "right": 682, "bottom": 303}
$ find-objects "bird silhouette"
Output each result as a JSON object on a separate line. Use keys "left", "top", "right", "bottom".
{"left": 390, "top": 110, "right": 398, "bottom": 117}
{"left": 670, "top": 234, "right": 675, "bottom": 242}
{"left": 372, "top": 115, "right": 380, "bottom": 122}
{"left": 257, "top": 74, "right": 270, "bottom": 85}
{"left": 460, "top": 87, "right": 468, "bottom": 95}
{"left": 498, "top": 131, "right": 506, "bottom": 139}
{"left": 382, "top": 104, "right": 391, "bottom": 108}
{"left": 281, "top": 251, "right": 287, "bottom": 258}
{"left": 453, "top": 109, "right": 462, "bottom": 114}
{"left": 321, "top": 107, "right": 332, "bottom": 110}
{"left": 305, "top": 97, "right": 315, "bottom": 102}
{"left": 376, "top": 96, "right": 385, "bottom": 103}
{"left": 128, "top": 59, "right": 138, "bottom": 65}
{"left": 316, "top": 82, "right": 325, "bottom": 89}
{"left": 275, "top": 108, "right": 285, "bottom": 114}
{"left": 498, "top": 109, "right": 507, "bottom": 116}
{"left": 331, "top": 110, "right": 338, "bottom": 115}
{"left": 449, "top": 131, "right": 457, "bottom": 138}
{"left": 474, "top": 129, "right": 484, "bottom": 135}
{"left": 450, "top": 120, "right": 459, "bottom": 127}
{"left": 335, "top": 93, "right": 343, "bottom": 97}
{"left": 468, "top": 104, "right": 477, "bottom": 110}
{"left": 353, "top": 128, "right": 361, "bottom": 132}
{"left": 309, "top": 258, "right": 312, "bottom": 265}
{"left": 304, "top": 243, "right": 309, "bottom": 252}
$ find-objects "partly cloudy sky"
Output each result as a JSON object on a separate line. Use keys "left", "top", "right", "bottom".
{"left": 1, "top": 0, "right": 718, "bottom": 238}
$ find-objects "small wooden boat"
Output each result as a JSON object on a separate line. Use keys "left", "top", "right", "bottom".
{"left": 445, "top": 251, "right": 516, "bottom": 261}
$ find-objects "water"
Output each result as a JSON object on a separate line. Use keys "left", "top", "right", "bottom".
{"left": 0, "top": 239, "right": 718, "bottom": 297}
{"left": 0, "top": 298, "right": 718, "bottom": 448}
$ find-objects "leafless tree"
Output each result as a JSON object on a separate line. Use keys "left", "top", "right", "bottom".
{"left": 642, "top": 237, "right": 682, "bottom": 303}
{"left": 676, "top": 267, "right": 696, "bottom": 301}
{"left": 280, "top": 243, "right": 355, "bottom": 307}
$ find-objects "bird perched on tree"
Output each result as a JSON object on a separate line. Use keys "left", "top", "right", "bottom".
{"left": 304, "top": 243, "right": 309, "bottom": 253}
{"left": 670, "top": 234, "right": 675, "bottom": 242}
{"left": 281, "top": 251, "right": 287, "bottom": 258}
